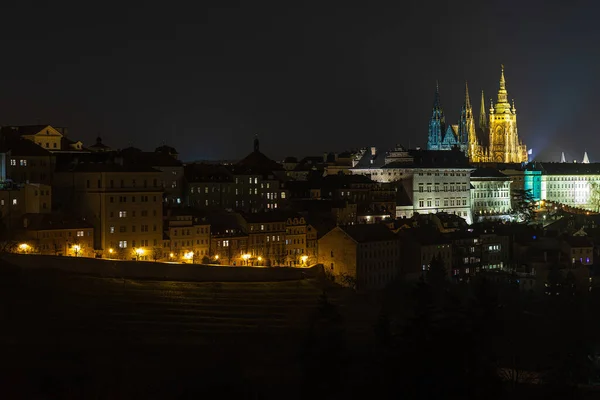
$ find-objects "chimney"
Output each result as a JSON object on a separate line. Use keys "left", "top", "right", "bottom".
{"left": 370, "top": 147, "right": 377, "bottom": 156}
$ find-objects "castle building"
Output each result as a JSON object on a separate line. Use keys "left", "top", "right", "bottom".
{"left": 427, "top": 66, "right": 529, "bottom": 164}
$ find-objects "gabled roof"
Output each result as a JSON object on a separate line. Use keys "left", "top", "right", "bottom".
{"left": 337, "top": 224, "right": 397, "bottom": 243}
{"left": 1, "top": 125, "right": 57, "bottom": 136}
{"left": 2, "top": 136, "right": 52, "bottom": 156}
{"left": 235, "top": 150, "right": 284, "bottom": 175}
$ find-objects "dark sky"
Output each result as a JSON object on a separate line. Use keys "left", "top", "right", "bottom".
{"left": 0, "top": 1, "right": 597, "bottom": 162}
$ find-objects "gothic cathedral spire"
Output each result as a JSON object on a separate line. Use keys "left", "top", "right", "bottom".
{"left": 427, "top": 81, "right": 445, "bottom": 150}
{"left": 479, "top": 90, "right": 487, "bottom": 129}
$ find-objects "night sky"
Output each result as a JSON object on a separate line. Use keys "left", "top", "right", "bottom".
{"left": 0, "top": 1, "right": 597, "bottom": 162}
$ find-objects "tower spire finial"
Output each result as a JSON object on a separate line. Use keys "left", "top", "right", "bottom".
{"left": 497, "top": 64, "right": 508, "bottom": 105}
{"left": 464, "top": 81, "right": 471, "bottom": 110}
{"left": 479, "top": 90, "right": 487, "bottom": 129}
{"left": 433, "top": 80, "right": 441, "bottom": 109}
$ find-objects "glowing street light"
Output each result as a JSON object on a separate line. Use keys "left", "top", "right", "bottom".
{"left": 242, "top": 253, "right": 250, "bottom": 265}
{"left": 72, "top": 244, "right": 81, "bottom": 257}
{"left": 18, "top": 243, "right": 29, "bottom": 252}
{"left": 108, "top": 248, "right": 114, "bottom": 254}
{"left": 134, "top": 248, "right": 144, "bottom": 261}
{"left": 301, "top": 255, "right": 308, "bottom": 265}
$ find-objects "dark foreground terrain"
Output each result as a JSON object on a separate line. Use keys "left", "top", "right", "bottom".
{"left": 2, "top": 260, "right": 600, "bottom": 399}
{"left": 0, "top": 260, "right": 378, "bottom": 398}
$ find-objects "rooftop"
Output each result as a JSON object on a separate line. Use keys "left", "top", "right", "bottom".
{"left": 339, "top": 223, "right": 396, "bottom": 243}
{"left": 471, "top": 167, "right": 510, "bottom": 178}
{"left": 20, "top": 213, "right": 94, "bottom": 231}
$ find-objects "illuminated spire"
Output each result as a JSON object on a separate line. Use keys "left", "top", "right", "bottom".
{"left": 561, "top": 152, "right": 566, "bottom": 163}
{"left": 583, "top": 151, "right": 590, "bottom": 164}
{"left": 497, "top": 64, "right": 509, "bottom": 106}
{"left": 479, "top": 90, "right": 487, "bottom": 129}
{"left": 433, "top": 80, "right": 441, "bottom": 110}
{"left": 464, "top": 81, "right": 472, "bottom": 110}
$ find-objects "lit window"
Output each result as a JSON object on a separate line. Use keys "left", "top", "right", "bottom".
{"left": 12, "top": 199, "right": 17, "bottom": 205}
{"left": 19, "top": 160, "right": 27, "bottom": 166}
{"left": 281, "top": 192, "right": 286, "bottom": 199}
{"left": 119, "top": 240, "right": 128, "bottom": 248}
{"left": 110, "top": 226, "right": 115, "bottom": 233}
{"left": 77, "top": 231, "right": 84, "bottom": 237}
{"left": 10, "top": 159, "right": 15, "bottom": 166}
{"left": 223, "top": 240, "right": 229, "bottom": 247}
{"left": 119, "top": 211, "right": 127, "bottom": 218}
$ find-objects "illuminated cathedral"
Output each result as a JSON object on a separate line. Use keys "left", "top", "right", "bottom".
{"left": 426, "top": 65, "right": 528, "bottom": 163}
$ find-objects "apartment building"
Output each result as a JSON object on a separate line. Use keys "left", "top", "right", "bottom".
{"left": 18, "top": 213, "right": 94, "bottom": 257}
{"left": 318, "top": 224, "right": 399, "bottom": 290}
{"left": 163, "top": 212, "right": 211, "bottom": 262}
{"left": 53, "top": 162, "right": 163, "bottom": 259}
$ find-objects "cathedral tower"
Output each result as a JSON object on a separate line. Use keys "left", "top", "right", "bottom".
{"left": 488, "top": 65, "right": 528, "bottom": 163}
{"left": 427, "top": 82, "right": 445, "bottom": 151}
{"left": 459, "top": 82, "right": 478, "bottom": 156}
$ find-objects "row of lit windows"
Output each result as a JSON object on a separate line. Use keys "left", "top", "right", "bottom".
{"left": 110, "top": 195, "right": 155, "bottom": 203}
{"left": 172, "top": 227, "right": 209, "bottom": 236}
{"left": 418, "top": 184, "right": 468, "bottom": 192}
{"left": 474, "top": 191, "right": 509, "bottom": 198}
{"left": 115, "top": 239, "right": 156, "bottom": 249}
{"left": 39, "top": 230, "right": 89, "bottom": 239}
{"left": 109, "top": 210, "right": 158, "bottom": 218}
{"left": 86, "top": 179, "right": 159, "bottom": 189}
{"left": 418, "top": 199, "right": 468, "bottom": 207}
{"left": 109, "top": 225, "right": 157, "bottom": 233}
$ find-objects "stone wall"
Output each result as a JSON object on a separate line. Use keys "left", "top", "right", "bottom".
{"left": 0, "top": 253, "right": 323, "bottom": 282}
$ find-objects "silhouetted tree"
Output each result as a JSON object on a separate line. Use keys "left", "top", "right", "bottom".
{"left": 512, "top": 189, "right": 537, "bottom": 222}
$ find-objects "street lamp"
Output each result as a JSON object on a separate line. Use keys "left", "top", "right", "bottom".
{"left": 301, "top": 255, "right": 308, "bottom": 266}
{"left": 135, "top": 248, "right": 144, "bottom": 261}
{"left": 184, "top": 251, "right": 194, "bottom": 262}
{"left": 18, "top": 243, "right": 29, "bottom": 253}
{"left": 72, "top": 244, "right": 81, "bottom": 257}
{"left": 242, "top": 253, "right": 250, "bottom": 266}
{"left": 108, "top": 248, "right": 114, "bottom": 257}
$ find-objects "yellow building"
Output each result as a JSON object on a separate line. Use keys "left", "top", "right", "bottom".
{"left": 284, "top": 215, "right": 307, "bottom": 266}
{"left": 53, "top": 163, "right": 164, "bottom": 259}
{"left": 18, "top": 213, "right": 94, "bottom": 257}
{"left": 305, "top": 224, "right": 318, "bottom": 264}
{"left": 164, "top": 213, "right": 211, "bottom": 262}
{"left": 318, "top": 224, "right": 399, "bottom": 290}
{"left": 243, "top": 212, "right": 287, "bottom": 266}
